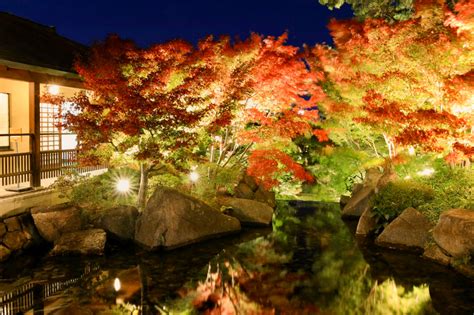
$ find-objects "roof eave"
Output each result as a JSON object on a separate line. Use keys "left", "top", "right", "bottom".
{"left": 0, "top": 58, "right": 81, "bottom": 80}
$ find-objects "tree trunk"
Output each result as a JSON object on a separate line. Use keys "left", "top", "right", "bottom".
{"left": 382, "top": 134, "right": 396, "bottom": 159}
{"left": 137, "top": 163, "right": 149, "bottom": 211}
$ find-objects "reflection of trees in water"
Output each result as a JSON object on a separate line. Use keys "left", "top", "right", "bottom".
{"left": 3, "top": 202, "right": 470, "bottom": 314}
{"left": 168, "top": 201, "right": 443, "bottom": 314}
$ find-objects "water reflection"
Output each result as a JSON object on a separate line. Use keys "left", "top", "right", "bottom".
{"left": 0, "top": 201, "right": 472, "bottom": 314}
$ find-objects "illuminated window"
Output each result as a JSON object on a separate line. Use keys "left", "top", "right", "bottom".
{"left": 40, "top": 101, "right": 77, "bottom": 151}
{"left": 0, "top": 93, "right": 9, "bottom": 149}
{"left": 40, "top": 102, "right": 60, "bottom": 151}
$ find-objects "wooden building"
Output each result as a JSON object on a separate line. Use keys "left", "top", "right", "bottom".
{"left": 0, "top": 12, "right": 102, "bottom": 189}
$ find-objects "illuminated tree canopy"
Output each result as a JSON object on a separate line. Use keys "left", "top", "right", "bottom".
{"left": 312, "top": 0, "right": 473, "bottom": 159}
{"left": 318, "top": 0, "right": 415, "bottom": 21}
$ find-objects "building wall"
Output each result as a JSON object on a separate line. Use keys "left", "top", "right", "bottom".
{"left": 0, "top": 77, "right": 30, "bottom": 154}
{"left": 0, "top": 78, "right": 85, "bottom": 155}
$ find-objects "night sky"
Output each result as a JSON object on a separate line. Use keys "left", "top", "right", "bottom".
{"left": 0, "top": 0, "right": 353, "bottom": 48}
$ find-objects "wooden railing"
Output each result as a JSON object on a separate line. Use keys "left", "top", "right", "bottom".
{"left": 40, "top": 149, "right": 106, "bottom": 180}
{"left": 0, "top": 152, "right": 32, "bottom": 186}
{"left": 0, "top": 133, "right": 107, "bottom": 188}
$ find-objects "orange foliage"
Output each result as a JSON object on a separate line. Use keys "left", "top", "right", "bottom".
{"left": 247, "top": 149, "right": 314, "bottom": 189}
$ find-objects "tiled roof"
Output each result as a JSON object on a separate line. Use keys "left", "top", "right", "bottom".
{"left": 0, "top": 12, "right": 87, "bottom": 73}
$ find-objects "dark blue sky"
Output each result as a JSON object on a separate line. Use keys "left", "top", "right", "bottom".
{"left": 1, "top": 0, "right": 353, "bottom": 47}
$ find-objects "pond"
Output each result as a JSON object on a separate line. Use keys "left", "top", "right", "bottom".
{"left": 0, "top": 201, "right": 472, "bottom": 314}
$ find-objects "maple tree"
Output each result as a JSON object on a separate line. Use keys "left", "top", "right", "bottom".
{"left": 61, "top": 33, "right": 326, "bottom": 207}
{"left": 63, "top": 35, "right": 221, "bottom": 208}
{"left": 201, "top": 34, "right": 326, "bottom": 189}
{"left": 311, "top": 0, "right": 473, "bottom": 161}
{"left": 318, "top": 0, "right": 415, "bottom": 21}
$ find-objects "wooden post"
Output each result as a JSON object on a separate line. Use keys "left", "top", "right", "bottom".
{"left": 29, "top": 81, "right": 41, "bottom": 187}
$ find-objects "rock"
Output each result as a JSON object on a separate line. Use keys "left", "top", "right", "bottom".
{"left": 242, "top": 173, "right": 258, "bottom": 191}
{"left": 218, "top": 197, "right": 273, "bottom": 226}
{"left": 453, "top": 263, "right": 474, "bottom": 279}
{"left": 50, "top": 229, "right": 106, "bottom": 256}
{"left": 423, "top": 244, "right": 451, "bottom": 266}
{"left": 31, "top": 204, "right": 83, "bottom": 242}
{"left": 342, "top": 186, "right": 375, "bottom": 218}
{"left": 135, "top": 186, "right": 241, "bottom": 250}
{"left": 356, "top": 208, "right": 377, "bottom": 236}
{"left": 216, "top": 186, "right": 232, "bottom": 196}
{"left": 0, "top": 223, "right": 6, "bottom": 238}
{"left": 375, "top": 208, "right": 433, "bottom": 250}
{"left": 254, "top": 186, "right": 277, "bottom": 209}
{"left": 98, "top": 206, "right": 139, "bottom": 241}
{"left": 352, "top": 183, "right": 363, "bottom": 195}
{"left": 17, "top": 213, "right": 43, "bottom": 247}
{"left": 2, "top": 231, "right": 27, "bottom": 251}
{"left": 4, "top": 216, "right": 21, "bottom": 232}
{"left": 234, "top": 182, "right": 255, "bottom": 200}
{"left": 432, "top": 209, "right": 474, "bottom": 259}
{"left": 376, "top": 168, "right": 398, "bottom": 191}
{"left": 0, "top": 245, "right": 11, "bottom": 262}
{"left": 365, "top": 167, "right": 383, "bottom": 187}
{"left": 339, "top": 195, "right": 351, "bottom": 209}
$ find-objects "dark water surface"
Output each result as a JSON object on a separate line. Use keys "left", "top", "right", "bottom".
{"left": 0, "top": 201, "right": 472, "bottom": 314}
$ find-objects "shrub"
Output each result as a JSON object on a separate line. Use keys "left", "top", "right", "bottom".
{"left": 53, "top": 168, "right": 138, "bottom": 217}
{"left": 307, "top": 147, "right": 383, "bottom": 201}
{"left": 188, "top": 163, "right": 243, "bottom": 208}
{"left": 416, "top": 160, "right": 474, "bottom": 221}
{"left": 372, "top": 180, "right": 434, "bottom": 231}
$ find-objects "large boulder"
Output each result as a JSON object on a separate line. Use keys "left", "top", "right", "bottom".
{"left": 0, "top": 223, "right": 6, "bottom": 238}
{"left": 0, "top": 245, "right": 11, "bottom": 262}
{"left": 365, "top": 167, "right": 384, "bottom": 187}
{"left": 432, "top": 209, "right": 474, "bottom": 258}
{"left": 242, "top": 173, "right": 258, "bottom": 191}
{"left": 17, "top": 213, "right": 43, "bottom": 248}
{"left": 218, "top": 197, "right": 273, "bottom": 226}
{"left": 234, "top": 182, "right": 255, "bottom": 200}
{"left": 355, "top": 208, "right": 377, "bottom": 236}
{"left": 50, "top": 229, "right": 106, "bottom": 256}
{"left": 4, "top": 216, "right": 21, "bottom": 232}
{"left": 254, "top": 186, "right": 277, "bottom": 209}
{"left": 135, "top": 186, "right": 241, "bottom": 250}
{"left": 31, "top": 204, "right": 83, "bottom": 242}
{"left": 375, "top": 208, "right": 433, "bottom": 250}
{"left": 342, "top": 186, "right": 375, "bottom": 218}
{"left": 2, "top": 231, "right": 27, "bottom": 251}
{"left": 423, "top": 244, "right": 451, "bottom": 266}
{"left": 339, "top": 195, "right": 351, "bottom": 209}
{"left": 97, "top": 206, "right": 139, "bottom": 241}
{"left": 343, "top": 167, "right": 397, "bottom": 219}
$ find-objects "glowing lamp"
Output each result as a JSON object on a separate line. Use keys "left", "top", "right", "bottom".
{"left": 114, "top": 278, "right": 121, "bottom": 292}
{"left": 116, "top": 179, "right": 131, "bottom": 193}
{"left": 48, "top": 85, "right": 60, "bottom": 95}
{"left": 189, "top": 171, "right": 199, "bottom": 182}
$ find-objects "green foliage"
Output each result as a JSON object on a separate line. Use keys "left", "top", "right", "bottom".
{"left": 318, "top": 0, "right": 414, "bottom": 21}
{"left": 307, "top": 147, "right": 381, "bottom": 201}
{"left": 147, "top": 173, "right": 184, "bottom": 197}
{"left": 53, "top": 168, "right": 138, "bottom": 214}
{"left": 376, "top": 159, "right": 474, "bottom": 225}
{"left": 274, "top": 175, "right": 304, "bottom": 198}
{"left": 189, "top": 163, "right": 243, "bottom": 208}
{"left": 373, "top": 180, "right": 434, "bottom": 231}
{"left": 416, "top": 160, "right": 474, "bottom": 221}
